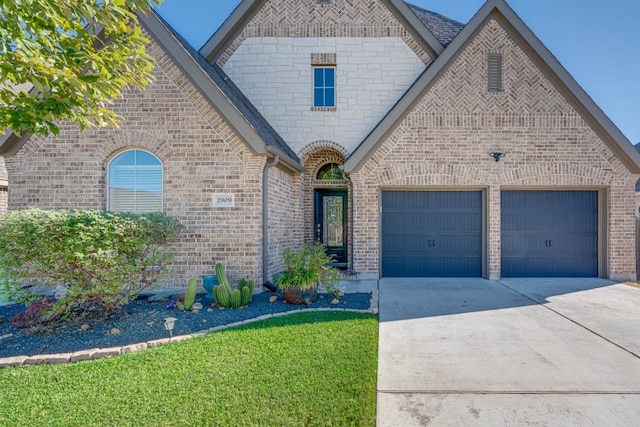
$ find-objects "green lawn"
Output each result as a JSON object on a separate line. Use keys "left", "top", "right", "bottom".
{"left": 0, "top": 311, "right": 378, "bottom": 427}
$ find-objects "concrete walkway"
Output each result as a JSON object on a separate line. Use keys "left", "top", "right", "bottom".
{"left": 377, "top": 278, "right": 640, "bottom": 426}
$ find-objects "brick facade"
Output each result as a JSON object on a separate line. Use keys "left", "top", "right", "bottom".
{"left": 5, "top": 37, "right": 268, "bottom": 286}
{"left": 349, "top": 19, "right": 638, "bottom": 281}
{"left": 0, "top": 186, "right": 7, "bottom": 214}
{"left": 267, "top": 165, "right": 303, "bottom": 280}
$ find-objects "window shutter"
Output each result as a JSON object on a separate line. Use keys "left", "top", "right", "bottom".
{"left": 487, "top": 53, "right": 503, "bottom": 93}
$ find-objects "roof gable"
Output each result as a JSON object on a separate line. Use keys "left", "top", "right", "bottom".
{"left": 344, "top": 0, "right": 640, "bottom": 174}
{"left": 200, "top": 0, "right": 447, "bottom": 66}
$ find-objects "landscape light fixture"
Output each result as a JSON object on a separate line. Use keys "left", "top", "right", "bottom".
{"left": 164, "top": 317, "right": 177, "bottom": 338}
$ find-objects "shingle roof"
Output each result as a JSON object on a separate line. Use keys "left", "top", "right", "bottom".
{"left": 155, "top": 13, "right": 299, "bottom": 163}
{"left": 407, "top": 3, "right": 465, "bottom": 47}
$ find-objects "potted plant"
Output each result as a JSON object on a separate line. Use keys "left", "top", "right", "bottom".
{"left": 274, "top": 242, "right": 341, "bottom": 304}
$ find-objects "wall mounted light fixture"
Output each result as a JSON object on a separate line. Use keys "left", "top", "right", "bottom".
{"left": 490, "top": 152, "right": 505, "bottom": 162}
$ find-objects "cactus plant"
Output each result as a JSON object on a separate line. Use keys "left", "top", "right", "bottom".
{"left": 212, "top": 264, "right": 254, "bottom": 308}
{"left": 216, "top": 263, "right": 229, "bottom": 287}
{"left": 214, "top": 284, "right": 231, "bottom": 307}
{"left": 240, "top": 285, "right": 252, "bottom": 306}
{"left": 230, "top": 288, "right": 241, "bottom": 308}
{"left": 183, "top": 277, "right": 197, "bottom": 310}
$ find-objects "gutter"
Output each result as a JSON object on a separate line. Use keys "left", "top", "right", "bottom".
{"left": 262, "top": 155, "right": 280, "bottom": 286}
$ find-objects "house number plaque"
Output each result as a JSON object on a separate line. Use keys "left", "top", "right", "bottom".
{"left": 213, "top": 193, "right": 235, "bottom": 208}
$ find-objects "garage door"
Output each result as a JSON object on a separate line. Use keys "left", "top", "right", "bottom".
{"left": 501, "top": 191, "right": 598, "bottom": 277}
{"left": 381, "top": 191, "right": 483, "bottom": 277}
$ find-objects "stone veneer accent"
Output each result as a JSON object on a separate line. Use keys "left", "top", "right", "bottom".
{"left": 223, "top": 36, "right": 425, "bottom": 155}
{"left": 5, "top": 36, "right": 269, "bottom": 286}
{"left": 215, "top": 0, "right": 433, "bottom": 67}
{"left": 349, "top": 19, "right": 638, "bottom": 281}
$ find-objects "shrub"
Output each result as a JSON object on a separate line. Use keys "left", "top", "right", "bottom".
{"left": 0, "top": 209, "right": 182, "bottom": 317}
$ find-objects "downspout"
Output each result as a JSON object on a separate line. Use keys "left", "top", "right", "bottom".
{"left": 262, "top": 155, "right": 280, "bottom": 287}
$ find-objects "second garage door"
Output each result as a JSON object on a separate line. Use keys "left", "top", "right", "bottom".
{"left": 381, "top": 191, "right": 483, "bottom": 277}
{"left": 501, "top": 191, "right": 598, "bottom": 277}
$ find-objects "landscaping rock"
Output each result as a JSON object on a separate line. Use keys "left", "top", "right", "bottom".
{"left": 0, "top": 356, "right": 28, "bottom": 367}
{"left": 70, "top": 349, "right": 97, "bottom": 363}
{"left": 80, "top": 324, "right": 90, "bottom": 331}
{"left": 331, "top": 299, "right": 340, "bottom": 305}
{"left": 192, "top": 303, "right": 203, "bottom": 311}
{"left": 109, "top": 328, "right": 122, "bottom": 336}
{"left": 269, "top": 296, "right": 278, "bottom": 303}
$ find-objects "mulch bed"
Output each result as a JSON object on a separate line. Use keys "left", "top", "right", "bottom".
{"left": 0, "top": 292, "right": 372, "bottom": 358}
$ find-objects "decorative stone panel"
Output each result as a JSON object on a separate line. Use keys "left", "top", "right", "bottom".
{"left": 349, "top": 18, "right": 637, "bottom": 281}
{"left": 311, "top": 53, "right": 337, "bottom": 65}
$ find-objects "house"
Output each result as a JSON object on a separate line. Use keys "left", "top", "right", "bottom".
{"left": 0, "top": 0, "right": 639, "bottom": 285}
{"left": 0, "top": 157, "right": 7, "bottom": 214}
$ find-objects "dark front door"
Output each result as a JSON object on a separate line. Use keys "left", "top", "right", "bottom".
{"left": 381, "top": 190, "right": 483, "bottom": 277}
{"left": 314, "top": 189, "right": 348, "bottom": 265}
{"left": 501, "top": 191, "right": 598, "bottom": 277}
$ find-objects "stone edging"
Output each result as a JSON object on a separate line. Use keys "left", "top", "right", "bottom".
{"left": 0, "top": 291, "right": 378, "bottom": 368}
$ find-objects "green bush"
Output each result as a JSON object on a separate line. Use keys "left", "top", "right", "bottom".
{"left": 0, "top": 209, "right": 182, "bottom": 317}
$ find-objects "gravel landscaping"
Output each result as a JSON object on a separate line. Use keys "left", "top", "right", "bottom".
{"left": 0, "top": 291, "right": 373, "bottom": 359}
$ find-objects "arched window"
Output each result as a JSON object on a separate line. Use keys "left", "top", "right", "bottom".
{"left": 108, "top": 149, "right": 163, "bottom": 213}
{"left": 317, "top": 163, "right": 344, "bottom": 180}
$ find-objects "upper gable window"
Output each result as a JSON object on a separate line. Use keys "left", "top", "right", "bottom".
{"left": 487, "top": 53, "right": 503, "bottom": 93}
{"left": 108, "top": 149, "right": 163, "bottom": 213}
{"left": 313, "top": 67, "right": 336, "bottom": 109}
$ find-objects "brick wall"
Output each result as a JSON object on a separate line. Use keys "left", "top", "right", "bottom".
{"left": 350, "top": 19, "right": 638, "bottom": 281}
{"left": 267, "top": 165, "right": 303, "bottom": 281}
{"left": 0, "top": 186, "right": 7, "bottom": 214}
{"left": 5, "top": 37, "right": 269, "bottom": 286}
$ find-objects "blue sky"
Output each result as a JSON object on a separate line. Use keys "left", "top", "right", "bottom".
{"left": 155, "top": 0, "right": 640, "bottom": 144}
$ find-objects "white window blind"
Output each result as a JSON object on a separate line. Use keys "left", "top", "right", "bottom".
{"left": 108, "top": 150, "right": 163, "bottom": 213}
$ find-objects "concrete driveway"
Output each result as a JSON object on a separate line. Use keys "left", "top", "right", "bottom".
{"left": 377, "top": 278, "right": 640, "bottom": 426}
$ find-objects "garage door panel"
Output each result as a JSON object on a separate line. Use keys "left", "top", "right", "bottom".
{"left": 381, "top": 191, "right": 483, "bottom": 277}
{"left": 501, "top": 191, "right": 598, "bottom": 277}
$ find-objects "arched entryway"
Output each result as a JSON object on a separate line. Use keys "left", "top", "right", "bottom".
{"left": 300, "top": 142, "right": 350, "bottom": 268}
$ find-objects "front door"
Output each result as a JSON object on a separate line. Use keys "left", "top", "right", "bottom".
{"left": 314, "top": 189, "right": 348, "bottom": 266}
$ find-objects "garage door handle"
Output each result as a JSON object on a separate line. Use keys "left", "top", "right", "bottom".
{"left": 428, "top": 240, "right": 436, "bottom": 248}
{"left": 545, "top": 240, "right": 553, "bottom": 248}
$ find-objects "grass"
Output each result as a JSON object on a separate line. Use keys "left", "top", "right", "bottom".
{"left": 0, "top": 311, "right": 378, "bottom": 427}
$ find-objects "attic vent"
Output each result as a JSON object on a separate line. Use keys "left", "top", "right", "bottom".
{"left": 487, "top": 53, "right": 503, "bottom": 93}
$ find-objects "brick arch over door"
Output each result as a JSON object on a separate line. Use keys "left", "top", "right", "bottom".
{"left": 300, "top": 142, "right": 349, "bottom": 246}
